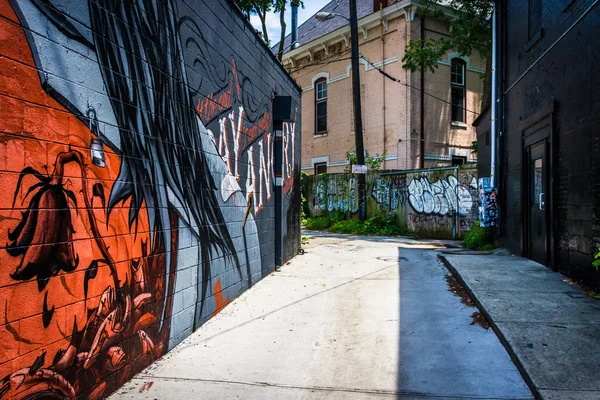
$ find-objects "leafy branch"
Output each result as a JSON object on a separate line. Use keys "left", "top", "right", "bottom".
{"left": 345, "top": 151, "right": 387, "bottom": 173}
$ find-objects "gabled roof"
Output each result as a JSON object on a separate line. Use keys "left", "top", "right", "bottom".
{"left": 274, "top": 0, "right": 375, "bottom": 54}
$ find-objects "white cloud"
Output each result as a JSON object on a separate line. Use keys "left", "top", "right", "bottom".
{"left": 250, "top": 1, "right": 330, "bottom": 46}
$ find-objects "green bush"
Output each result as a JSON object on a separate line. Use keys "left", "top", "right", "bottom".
{"left": 463, "top": 224, "right": 495, "bottom": 250}
{"left": 304, "top": 216, "right": 334, "bottom": 231}
{"left": 330, "top": 216, "right": 413, "bottom": 237}
{"left": 304, "top": 214, "right": 414, "bottom": 237}
{"left": 593, "top": 249, "right": 600, "bottom": 271}
{"left": 329, "top": 218, "right": 363, "bottom": 234}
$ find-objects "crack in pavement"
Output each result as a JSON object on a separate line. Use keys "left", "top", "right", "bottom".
{"left": 131, "top": 376, "right": 533, "bottom": 400}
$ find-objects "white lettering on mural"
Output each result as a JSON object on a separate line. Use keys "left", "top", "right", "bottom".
{"left": 218, "top": 117, "right": 231, "bottom": 173}
{"left": 211, "top": 106, "right": 296, "bottom": 215}
{"left": 229, "top": 106, "right": 244, "bottom": 179}
{"left": 246, "top": 146, "right": 257, "bottom": 211}
{"left": 282, "top": 122, "right": 295, "bottom": 180}
{"left": 258, "top": 133, "right": 272, "bottom": 208}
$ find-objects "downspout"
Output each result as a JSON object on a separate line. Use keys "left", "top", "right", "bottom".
{"left": 490, "top": 3, "right": 498, "bottom": 188}
{"left": 453, "top": 165, "right": 459, "bottom": 239}
{"left": 420, "top": 16, "right": 425, "bottom": 169}
{"left": 381, "top": 3, "right": 386, "bottom": 166}
{"left": 497, "top": 0, "right": 504, "bottom": 235}
{"left": 291, "top": 1, "right": 299, "bottom": 50}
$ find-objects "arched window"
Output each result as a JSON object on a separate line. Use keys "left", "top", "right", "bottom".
{"left": 315, "top": 77, "right": 328, "bottom": 134}
{"left": 451, "top": 58, "right": 466, "bottom": 123}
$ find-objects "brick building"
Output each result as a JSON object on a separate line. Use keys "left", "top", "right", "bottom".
{"left": 476, "top": 0, "right": 600, "bottom": 287}
{"left": 279, "top": 0, "right": 486, "bottom": 174}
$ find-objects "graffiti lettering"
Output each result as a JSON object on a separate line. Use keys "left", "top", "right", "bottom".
{"left": 371, "top": 176, "right": 409, "bottom": 211}
{"left": 408, "top": 175, "right": 473, "bottom": 217}
{"left": 479, "top": 178, "right": 498, "bottom": 227}
{"left": 409, "top": 213, "right": 449, "bottom": 228}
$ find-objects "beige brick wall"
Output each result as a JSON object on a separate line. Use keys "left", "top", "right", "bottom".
{"left": 291, "top": 13, "right": 484, "bottom": 174}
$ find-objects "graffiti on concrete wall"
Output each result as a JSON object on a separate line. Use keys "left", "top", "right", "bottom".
{"left": 479, "top": 178, "right": 498, "bottom": 227}
{"left": 311, "top": 175, "right": 359, "bottom": 214}
{"left": 306, "top": 169, "right": 479, "bottom": 234}
{"left": 407, "top": 175, "right": 476, "bottom": 217}
{"left": 371, "top": 176, "right": 409, "bottom": 211}
{"left": 0, "top": 0, "right": 299, "bottom": 398}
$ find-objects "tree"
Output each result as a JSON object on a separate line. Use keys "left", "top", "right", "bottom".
{"left": 236, "top": 0, "right": 273, "bottom": 45}
{"left": 345, "top": 151, "right": 387, "bottom": 173}
{"left": 402, "top": 0, "right": 493, "bottom": 107}
{"left": 235, "top": 0, "right": 303, "bottom": 61}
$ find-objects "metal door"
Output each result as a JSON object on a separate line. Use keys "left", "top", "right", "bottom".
{"left": 527, "top": 141, "right": 548, "bottom": 264}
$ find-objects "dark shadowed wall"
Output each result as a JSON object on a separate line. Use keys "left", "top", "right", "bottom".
{"left": 0, "top": 0, "right": 301, "bottom": 398}
{"left": 496, "top": 0, "right": 599, "bottom": 286}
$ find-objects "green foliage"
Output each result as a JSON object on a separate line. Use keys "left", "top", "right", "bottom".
{"left": 234, "top": 0, "right": 303, "bottom": 60}
{"left": 303, "top": 216, "right": 333, "bottom": 231}
{"left": 345, "top": 151, "right": 387, "bottom": 173}
{"left": 471, "top": 141, "right": 478, "bottom": 154}
{"left": 301, "top": 235, "right": 310, "bottom": 245}
{"left": 300, "top": 171, "right": 309, "bottom": 220}
{"left": 463, "top": 224, "right": 495, "bottom": 250}
{"left": 593, "top": 249, "right": 600, "bottom": 271}
{"left": 402, "top": 0, "right": 493, "bottom": 74}
{"left": 330, "top": 216, "right": 414, "bottom": 237}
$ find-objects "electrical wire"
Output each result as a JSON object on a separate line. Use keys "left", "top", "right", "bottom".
{"left": 360, "top": 54, "right": 482, "bottom": 117}
{"left": 286, "top": 54, "right": 352, "bottom": 72}
{"left": 504, "top": 0, "right": 598, "bottom": 94}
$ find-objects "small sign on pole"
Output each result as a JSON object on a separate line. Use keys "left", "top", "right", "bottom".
{"left": 352, "top": 164, "right": 367, "bottom": 174}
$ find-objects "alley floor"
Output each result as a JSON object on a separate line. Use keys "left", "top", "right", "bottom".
{"left": 110, "top": 233, "right": 533, "bottom": 399}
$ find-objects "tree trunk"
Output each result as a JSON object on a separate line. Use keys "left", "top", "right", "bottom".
{"left": 258, "top": 10, "right": 269, "bottom": 44}
{"left": 277, "top": 7, "right": 287, "bottom": 61}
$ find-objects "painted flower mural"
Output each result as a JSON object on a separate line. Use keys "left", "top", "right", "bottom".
{"left": 8, "top": 167, "right": 79, "bottom": 291}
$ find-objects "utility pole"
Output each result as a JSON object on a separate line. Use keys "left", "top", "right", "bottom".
{"left": 349, "top": 0, "right": 367, "bottom": 221}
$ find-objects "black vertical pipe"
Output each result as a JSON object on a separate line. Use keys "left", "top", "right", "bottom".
{"left": 274, "top": 119, "right": 284, "bottom": 266}
{"left": 497, "top": 0, "right": 505, "bottom": 238}
{"left": 349, "top": 0, "right": 367, "bottom": 221}
{"left": 291, "top": 1, "right": 299, "bottom": 50}
{"left": 420, "top": 16, "right": 425, "bottom": 169}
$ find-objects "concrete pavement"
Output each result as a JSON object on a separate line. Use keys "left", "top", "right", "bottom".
{"left": 441, "top": 254, "right": 600, "bottom": 400}
{"left": 110, "top": 233, "right": 532, "bottom": 399}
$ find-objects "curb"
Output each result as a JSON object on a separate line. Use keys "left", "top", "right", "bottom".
{"left": 438, "top": 254, "right": 542, "bottom": 400}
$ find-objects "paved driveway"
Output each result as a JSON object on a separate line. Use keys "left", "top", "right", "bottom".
{"left": 110, "top": 232, "right": 532, "bottom": 399}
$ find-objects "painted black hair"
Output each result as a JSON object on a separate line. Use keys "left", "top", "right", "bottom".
{"left": 88, "top": 0, "right": 241, "bottom": 326}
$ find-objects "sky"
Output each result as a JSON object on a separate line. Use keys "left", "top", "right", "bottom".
{"left": 250, "top": 1, "right": 330, "bottom": 47}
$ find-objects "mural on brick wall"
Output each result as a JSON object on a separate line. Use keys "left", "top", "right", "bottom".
{"left": 0, "top": 0, "right": 299, "bottom": 399}
{"left": 306, "top": 169, "right": 478, "bottom": 236}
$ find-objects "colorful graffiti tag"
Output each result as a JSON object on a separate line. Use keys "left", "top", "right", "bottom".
{"left": 370, "top": 176, "right": 409, "bottom": 212}
{"left": 311, "top": 175, "right": 359, "bottom": 213}
{"left": 0, "top": 0, "right": 299, "bottom": 398}
{"left": 306, "top": 169, "right": 479, "bottom": 235}
{"left": 407, "top": 175, "right": 476, "bottom": 217}
{"left": 478, "top": 178, "right": 499, "bottom": 227}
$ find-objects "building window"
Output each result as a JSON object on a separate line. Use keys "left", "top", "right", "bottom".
{"left": 452, "top": 156, "right": 467, "bottom": 166}
{"left": 315, "top": 78, "right": 327, "bottom": 134}
{"left": 314, "top": 162, "right": 327, "bottom": 174}
{"left": 528, "top": 0, "right": 542, "bottom": 39}
{"left": 451, "top": 59, "right": 466, "bottom": 123}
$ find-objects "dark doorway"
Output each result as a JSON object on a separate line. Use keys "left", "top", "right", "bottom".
{"left": 526, "top": 140, "right": 548, "bottom": 265}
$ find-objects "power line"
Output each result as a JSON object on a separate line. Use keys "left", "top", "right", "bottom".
{"left": 504, "top": 0, "right": 598, "bottom": 94}
{"left": 286, "top": 53, "right": 352, "bottom": 72}
{"left": 360, "top": 54, "right": 482, "bottom": 117}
